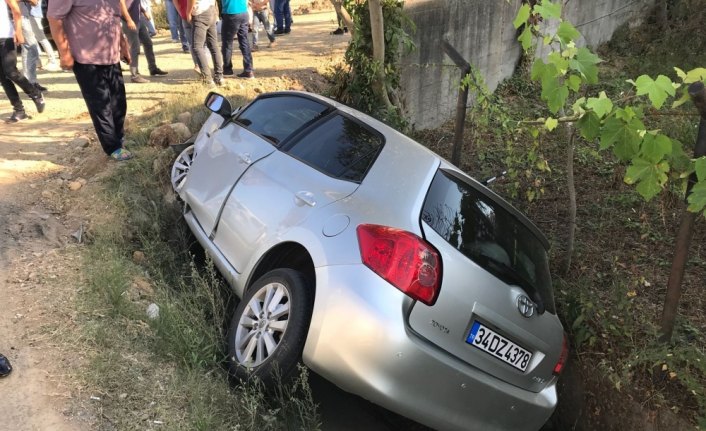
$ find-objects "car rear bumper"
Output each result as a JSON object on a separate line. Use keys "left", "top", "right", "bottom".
{"left": 303, "top": 264, "right": 557, "bottom": 431}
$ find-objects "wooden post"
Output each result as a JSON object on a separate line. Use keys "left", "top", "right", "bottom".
{"left": 659, "top": 82, "right": 706, "bottom": 343}
{"left": 441, "top": 41, "right": 471, "bottom": 167}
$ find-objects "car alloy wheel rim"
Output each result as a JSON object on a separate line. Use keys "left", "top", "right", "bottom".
{"left": 234, "top": 282, "right": 290, "bottom": 367}
{"left": 170, "top": 145, "right": 196, "bottom": 192}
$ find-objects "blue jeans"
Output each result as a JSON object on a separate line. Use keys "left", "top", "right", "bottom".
{"left": 20, "top": 16, "right": 39, "bottom": 83}
{"left": 220, "top": 12, "right": 252, "bottom": 74}
{"left": 251, "top": 10, "right": 275, "bottom": 45}
{"left": 274, "top": 0, "right": 291, "bottom": 32}
{"left": 191, "top": 5, "right": 223, "bottom": 80}
{"left": 166, "top": 0, "right": 186, "bottom": 46}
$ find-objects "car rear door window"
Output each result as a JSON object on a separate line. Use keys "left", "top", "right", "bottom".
{"left": 235, "top": 96, "right": 329, "bottom": 145}
{"left": 285, "top": 114, "right": 384, "bottom": 183}
{"left": 421, "top": 170, "right": 555, "bottom": 314}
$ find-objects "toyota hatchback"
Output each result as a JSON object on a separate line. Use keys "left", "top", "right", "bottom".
{"left": 171, "top": 91, "right": 568, "bottom": 431}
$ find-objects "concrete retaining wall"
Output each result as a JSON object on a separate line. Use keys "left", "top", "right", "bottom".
{"left": 401, "top": 0, "right": 654, "bottom": 130}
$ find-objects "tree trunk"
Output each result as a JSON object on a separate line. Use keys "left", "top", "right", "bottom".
{"left": 560, "top": 127, "right": 577, "bottom": 276}
{"left": 368, "top": 0, "right": 392, "bottom": 108}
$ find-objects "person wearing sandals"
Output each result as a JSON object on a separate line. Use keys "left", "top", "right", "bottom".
{"left": 48, "top": 0, "right": 135, "bottom": 161}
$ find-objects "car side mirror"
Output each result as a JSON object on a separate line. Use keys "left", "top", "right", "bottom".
{"left": 204, "top": 92, "right": 232, "bottom": 118}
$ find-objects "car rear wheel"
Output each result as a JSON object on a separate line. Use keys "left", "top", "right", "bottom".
{"left": 171, "top": 144, "right": 196, "bottom": 192}
{"left": 227, "top": 268, "right": 313, "bottom": 387}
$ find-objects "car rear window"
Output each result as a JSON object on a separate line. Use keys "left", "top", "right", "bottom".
{"left": 235, "top": 95, "right": 329, "bottom": 144}
{"left": 285, "top": 114, "right": 384, "bottom": 183}
{"left": 421, "top": 170, "right": 555, "bottom": 314}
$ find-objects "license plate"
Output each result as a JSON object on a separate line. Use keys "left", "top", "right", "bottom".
{"left": 466, "top": 321, "right": 532, "bottom": 372}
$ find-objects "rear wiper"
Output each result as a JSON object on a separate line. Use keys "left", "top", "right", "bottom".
{"left": 473, "top": 254, "right": 545, "bottom": 314}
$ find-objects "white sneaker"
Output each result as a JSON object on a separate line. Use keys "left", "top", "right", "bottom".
{"left": 45, "top": 62, "right": 61, "bottom": 72}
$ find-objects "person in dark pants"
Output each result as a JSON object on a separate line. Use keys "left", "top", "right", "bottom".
{"left": 187, "top": 0, "right": 223, "bottom": 86}
{"left": 123, "top": 0, "right": 167, "bottom": 83}
{"left": 48, "top": 0, "right": 134, "bottom": 161}
{"left": 221, "top": 0, "right": 253, "bottom": 79}
{"left": 273, "top": 0, "right": 290, "bottom": 35}
{"left": 1, "top": 0, "right": 45, "bottom": 123}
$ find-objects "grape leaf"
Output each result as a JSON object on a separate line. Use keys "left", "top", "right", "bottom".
{"left": 545, "top": 117, "right": 559, "bottom": 131}
{"left": 541, "top": 78, "right": 569, "bottom": 113}
{"left": 577, "top": 111, "right": 600, "bottom": 141}
{"left": 625, "top": 158, "right": 668, "bottom": 200}
{"left": 586, "top": 91, "right": 613, "bottom": 118}
{"left": 640, "top": 134, "right": 672, "bottom": 164}
{"left": 633, "top": 75, "right": 676, "bottom": 109}
{"left": 601, "top": 116, "right": 641, "bottom": 160}
{"left": 557, "top": 21, "right": 580, "bottom": 45}
{"left": 513, "top": 4, "right": 531, "bottom": 29}
{"left": 687, "top": 181, "right": 706, "bottom": 214}
{"left": 535, "top": 0, "right": 562, "bottom": 20}
{"left": 518, "top": 25, "right": 533, "bottom": 51}
{"left": 569, "top": 48, "right": 600, "bottom": 84}
{"left": 695, "top": 157, "right": 706, "bottom": 182}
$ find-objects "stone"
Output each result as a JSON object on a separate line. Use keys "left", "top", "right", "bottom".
{"left": 148, "top": 124, "right": 178, "bottom": 148}
{"left": 176, "top": 112, "right": 192, "bottom": 126}
{"left": 68, "top": 181, "right": 82, "bottom": 191}
{"left": 41, "top": 190, "right": 53, "bottom": 198}
{"left": 146, "top": 303, "right": 160, "bottom": 320}
{"left": 169, "top": 122, "right": 192, "bottom": 143}
{"left": 70, "top": 136, "right": 91, "bottom": 149}
{"left": 132, "top": 250, "right": 146, "bottom": 265}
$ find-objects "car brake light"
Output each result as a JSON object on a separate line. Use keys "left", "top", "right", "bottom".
{"left": 553, "top": 333, "right": 569, "bottom": 375}
{"left": 357, "top": 224, "right": 442, "bottom": 306}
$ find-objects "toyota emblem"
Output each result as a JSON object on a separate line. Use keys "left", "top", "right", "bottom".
{"left": 517, "top": 295, "right": 535, "bottom": 318}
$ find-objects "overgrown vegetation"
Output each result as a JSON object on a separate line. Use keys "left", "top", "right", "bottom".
{"left": 327, "top": 0, "right": 415, "bottom": 130}
{"left": 413, "top": 1, "right": 706, "bottom": 427}
{"left": 76, "top": 90, "right": 320, "bottom": 430}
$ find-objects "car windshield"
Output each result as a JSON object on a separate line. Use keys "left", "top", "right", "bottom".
{"left": 421, "top": 170, "right": 555, "bottom": 314}
{"left": 235, "top": 95, "right": 329, "bottom": 144}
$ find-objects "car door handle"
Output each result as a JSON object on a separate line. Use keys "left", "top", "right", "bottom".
{"left": 237, "top": 152, "right": 252, "bottom": 165}
{"left": 295, "top": 191, "right": 316, "bottom": 207}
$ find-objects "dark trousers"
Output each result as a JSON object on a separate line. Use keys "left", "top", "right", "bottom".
{"left": 73, "top": 62, "right": 127, "bottom": 155}
{"left": 0, "top": 38, "right": 40, "bottom": 112}
{"left": 274, "top": 0, "right": 291, "bottom": 31}
{"left": 221, "top": 12, "right": 252, "bottom": 74}
{"left": 124, "top": 19, "right": 157, "bottom": 74}
{"left": 191, "top": 5, "right": 223, "bottom": 80}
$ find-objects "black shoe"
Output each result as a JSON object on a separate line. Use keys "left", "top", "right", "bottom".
{"left": 34, "top": 82, "right": 48, "bottom": 92}
{"left": 150, "top": 68, "right": 168, "bottom": 76}
{"left": 7, "top": 110, "right": 29, "bottom": 123}
{"left": 331, "top": 27, "right": 344, "bottom": 35}
{"left": 237, "top": 71, "right": 255, "bottom": 79}
{"left": 274, "top": 29, "right": 285, "bottom": 35}
{"left": 284, "top": 28, "right": 291, "bottom": 34}
{"left": 0, "top": 354, "right": 12, "bottom": 377}
{"left": 31, "top": 93, "right": 45, "bottom": 113}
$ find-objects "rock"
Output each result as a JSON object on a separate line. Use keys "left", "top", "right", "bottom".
{"left": 169, "top": 122, "right": 192, "bottom": 143}
{"left": 148, "top": 124, "right": 178, "bottom": 148}
{"left": 146, "top": 303, "right": 160, "bottom": 320}
{"left": 254, "top": 87, "right": 264, "bottom": 94}
{"left": 77, "top": 178, "right": 87, "bottom": 185}
{"left": 131, "top": 276, "right": 154, "bottom": 298}
{"left": 132, "top": 250, "right": 146, "bottom": 265}
{"left": 68, "top": 181, "right": 82, "bottom": 191}
{"left": 70, "top": 136, "right": 91, "bottom": 149}
{"left": 176, "top": 112, "right": 192, "bottom": 126}
{"left": 41, "top": 190, "right": 53, "bottom": 198}
{"left": 119, "top": 393, "right": 128, "bottom": 400}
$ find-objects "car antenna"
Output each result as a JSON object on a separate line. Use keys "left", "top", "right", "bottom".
{"left": 481, "top": 170, "right": 507, "bottom": 186}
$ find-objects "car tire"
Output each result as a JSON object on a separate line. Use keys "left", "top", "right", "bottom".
{"left": 170, "top": 144, "right": 196, "bottom": 193}
{"left": 227, "top": 268, "right": 314, "bottom": 387}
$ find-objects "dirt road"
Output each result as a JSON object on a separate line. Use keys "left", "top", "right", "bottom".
{"left": 0, "top": 9, "right": 353, "bottom": 430}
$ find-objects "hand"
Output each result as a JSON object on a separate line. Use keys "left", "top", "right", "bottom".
{"left": 120, "top": 34, "right": 131, "bottom": 65}
{"left": 186, "top": 12, "right": 192, "bottom": 23}
{"left": 14, "top": 32, "right": 24, "bottom": 46}
{"left": 59, "top": 51, "right": 74, "bottom": 70}
{"left": 127, "top": 18, "right": 136, "bottom": 31}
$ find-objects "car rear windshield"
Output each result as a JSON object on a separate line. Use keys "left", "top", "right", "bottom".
{"left": 235, "top": 95, "right": 329, "bottom": 144}
{"left": 421, "top": 170, "right": 555, "bottom": 314}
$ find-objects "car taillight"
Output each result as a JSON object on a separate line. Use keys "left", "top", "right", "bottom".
{"left": 356, "top": 224, "right": 442, "bottom": 306}
{"left": 553, "top": 333, "right": 569, "bottom": 375}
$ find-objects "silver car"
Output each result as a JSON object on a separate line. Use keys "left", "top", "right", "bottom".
{"left": 172, "top": 91, "right": 568, "bottom": 431}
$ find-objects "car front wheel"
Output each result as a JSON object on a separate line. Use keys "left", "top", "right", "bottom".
{"left": 227, "top": 268, "right": 313, "bottom": 386}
